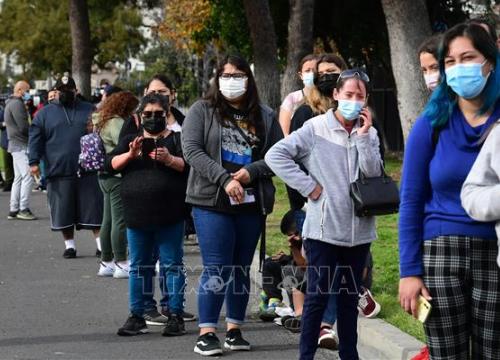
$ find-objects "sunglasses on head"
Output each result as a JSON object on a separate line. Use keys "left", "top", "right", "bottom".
{"left": 337, "top": 69, "right": 370, "bottom": 83}
{"left": 142, "top": 111, "right": 166, "bottom": 118}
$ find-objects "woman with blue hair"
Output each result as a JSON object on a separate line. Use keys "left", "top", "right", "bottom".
{"left": 398, "top": 22, "right": 500, "bottom": 359}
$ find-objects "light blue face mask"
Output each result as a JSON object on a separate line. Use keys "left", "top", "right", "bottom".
{"left": 445, "top": 60, "right": 490, "bottom": 99}
{"left": 302, "top": 72, "right": 315, "bottom": 87}
{"left": 337, "top": 100, "right": 364, "bottom": 121}
{"left": 22, "top": 92, "right": 31, "bottom": 101}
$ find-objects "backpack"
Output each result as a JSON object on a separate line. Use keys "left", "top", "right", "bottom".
{"left": 78, "top": 131, "right": 105, "bottom": 175}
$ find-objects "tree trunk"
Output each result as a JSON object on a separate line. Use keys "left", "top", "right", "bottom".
{"left": 69, "top": 0, "right": 92, "bottom": 99}
{"left": 243, "top": 0, "right": 280, "bottom": 110}
{"left": 281, "top": 0, "right": 314, "bottom": 99}
{"left": 381, "top": 0, "right": 431, "bottom": 140}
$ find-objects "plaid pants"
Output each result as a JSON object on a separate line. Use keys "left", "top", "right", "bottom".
{"left": 423, "top": 236, "right": 500, "bottom": 359}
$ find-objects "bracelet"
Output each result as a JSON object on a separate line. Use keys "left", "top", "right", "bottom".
{"left": 166, "top": 155, "right": 175, "bottom": 167}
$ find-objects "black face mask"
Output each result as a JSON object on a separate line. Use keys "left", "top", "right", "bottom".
{"left": 59, "top": 90, "right": 76, "bottom": 106}
{"left": 315, "top": 73, "right": 340, "bottom": 97}
{"left": 142, "top": 116, "right": 166, "bottom": 135}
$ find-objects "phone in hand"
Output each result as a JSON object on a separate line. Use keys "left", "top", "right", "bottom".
{"left": 141, "top": 138, "right": 156, "bottom": 156}
{"left": 416, "top": 295, "right": 432, "bottom": 323}
{"left": 229, "top": 188, "right": 256, "bottom": 205}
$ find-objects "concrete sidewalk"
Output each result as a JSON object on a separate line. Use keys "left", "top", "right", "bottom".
{"left": 0, "top": 190, "right": 423, "bottom": 359}
{"left": 248, "top": 252, "right": 425, "bottom": 360}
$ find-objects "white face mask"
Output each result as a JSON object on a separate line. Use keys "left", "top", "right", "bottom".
{"left": 219, "top": 77, "right": 247, "bottom": 100}
{"left": 423, "top": 71, "right": 440, "bottom": 91}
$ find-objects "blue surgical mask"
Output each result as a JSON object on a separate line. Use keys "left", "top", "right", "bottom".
{"left": 337, "top": 100, "right": 364, "bottom": 121}
{"left": 22, "top": 92, "right": 31, "bottom": 101}
{"left": 302, "top": 72, "right": 315, "bottom": 87}
{"left": 445, "top": 60, "right": 490, "bottom": 99}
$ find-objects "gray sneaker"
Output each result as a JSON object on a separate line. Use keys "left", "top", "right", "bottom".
{"left": 143, "top": 309, "right": 168, "bottom": 326}
{"left": 16, "top": 209, "right": 36, "bottom": 220}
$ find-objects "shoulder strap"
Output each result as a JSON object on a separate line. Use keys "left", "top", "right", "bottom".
{"left": 229, "top": 120, "right": 258, "bottom": 149}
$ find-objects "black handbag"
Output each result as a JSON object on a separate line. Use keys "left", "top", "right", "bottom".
{"left": 350, "top": 165, "right": 400, "bottom": 217}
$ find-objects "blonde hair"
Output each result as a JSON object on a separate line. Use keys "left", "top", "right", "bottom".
{"left": 303, "top": 86, "right": 333, "bottom": 115}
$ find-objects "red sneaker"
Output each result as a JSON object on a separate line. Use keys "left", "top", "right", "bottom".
{"left": 358, "top": 287, "right": 381, "bottom": 318}
{"left": 411, "top": 346, "right": 429, "bottom": 360}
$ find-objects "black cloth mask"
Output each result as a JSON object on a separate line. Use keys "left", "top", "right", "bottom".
{"left": 58, "top": 90, "right": 76, "bottom": 106}
{"left": 142, "top": 116, "right": 166, "bottom": 135}
{"left": 315, "top": 73, "right": 340, "bottom": 97}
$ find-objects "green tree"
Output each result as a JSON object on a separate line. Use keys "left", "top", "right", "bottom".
{"left": 0, "top": 0, "right": 146, "bottom": 79}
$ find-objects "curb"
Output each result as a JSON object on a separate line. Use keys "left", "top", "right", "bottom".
{"left": 249, "top": 252, "right": 424, "bottom": 360}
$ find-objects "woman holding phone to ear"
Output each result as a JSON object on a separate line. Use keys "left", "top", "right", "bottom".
{"left": 106, "top": 93, "right": 189, "bottom": 338}
{"left": 182, "top": 55, "right": 282, "bottom": 356}
{"left": 266, "top": 69, "right": 382, "bottom": 360}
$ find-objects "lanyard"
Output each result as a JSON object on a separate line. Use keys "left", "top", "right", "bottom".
{"left": 62, "top": 106, "right": 76, "bottom": 126}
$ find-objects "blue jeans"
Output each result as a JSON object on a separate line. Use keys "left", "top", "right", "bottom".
{"left": 127, "top": 222, "right": 185, "bottom": 316}
{"left": 193, "top": 207, "right": 262, "bottom": 328}
{"left": 322, "top": 293, "right": 337, "bottom": 325}
{"left": 143, "top": 244, "right": 188, "bottom": 312}
{"left": 300, "top": 239, "right": 370, "bottom": 360}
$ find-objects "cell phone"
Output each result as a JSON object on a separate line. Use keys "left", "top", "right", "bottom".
{"left": 141, "top": 138, "right": 156, "bottom": 156}
{"left": 229, "top": 188, "right": 256, "bottom": 205}
{"left": 416, "top": 295, "right": 432, "bottom": 323}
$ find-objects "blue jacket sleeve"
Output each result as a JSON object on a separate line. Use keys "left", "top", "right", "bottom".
{"left": 28, "top": 112, "right": 45, "bottom": 166}
{"left": 398, "top": 116, "right": 433, "bottom": 278}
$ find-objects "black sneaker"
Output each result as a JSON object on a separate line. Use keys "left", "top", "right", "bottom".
{"left": 7, "top": 211, "right": 18, "bottom": 220}
{"left": 194, "top": 332, "right": 223, "bottom": 356}
{"left": 283, "top": 316, "right": 301, "bottom": 333}
{"left": 117, "top": 314, "right": 149, "bottom": 336}
{"left": 143, "top": 309, "right": 168, "bottom": 326}
{"left": 17, "top": 209, "right": 37, "bottom": 220}
{"left": 63, "top": 248, "right": 77, "bottom": 259}
{"left": 183, "top": 311, "right": 197, "bottom": 322}
{"left": 162, "top": 313, "right": 186, "bottom": 336}
{"left": 95, "top": 249, "right": 102, "bottom": 258}
{"left": 224, "top": 328, "right": 251, "bottom": 351}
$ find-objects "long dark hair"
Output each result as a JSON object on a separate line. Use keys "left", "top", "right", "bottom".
{"left": 423, "top": 23, "right": 500, "bottom": 128}
{"left": 205, "top": 55, "right": 263, "bottom": 135}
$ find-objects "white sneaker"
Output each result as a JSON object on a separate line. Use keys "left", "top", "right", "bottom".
{"left": 97, "top": 262, "right": 115, "bottom": 277}
{"left": 113, "top": 262, "right": 129, "bottom": 279}
{"left": 318, "top": 327, "right": 338, "bottom": 350}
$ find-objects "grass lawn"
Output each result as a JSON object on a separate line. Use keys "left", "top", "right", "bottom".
{"left": 265, "top": 155, "right": 426, "bottom": 342}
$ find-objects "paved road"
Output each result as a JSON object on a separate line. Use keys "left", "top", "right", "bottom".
{"left": 1, "top": 191, "right": 342, "bottom": 360}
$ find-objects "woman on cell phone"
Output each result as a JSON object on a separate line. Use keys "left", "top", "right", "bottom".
{"left": 107, "top": 93, "right": 189, "bottom": 338}
{"left": 266, "top": 69, "right": 382, "bottom": 360}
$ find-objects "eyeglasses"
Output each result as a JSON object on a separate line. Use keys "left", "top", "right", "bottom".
{"left": 142, "top": 111, "right": 166, "bottom": 118}
{"left": 220, "top": 73, "right": 248, "bottom": 80}
{"left": 149, "top": 89, "right": 170, "bottom": 95}
{"left": 337, "top": 69, "right": 370, "bottom": 83}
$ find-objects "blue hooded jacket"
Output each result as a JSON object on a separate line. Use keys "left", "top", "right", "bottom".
{"left": 28, "top": 100, "right": 94, "bottom": 178}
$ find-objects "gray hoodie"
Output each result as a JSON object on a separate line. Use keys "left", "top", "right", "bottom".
{"left": 3, "top": 96, "right": 29, "bottom": 152}
{"left": 461, "top": 121, "right": 500, "bottom": 267}
{"left": 265, "top": 109, "right": 382, "bottom": 247}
